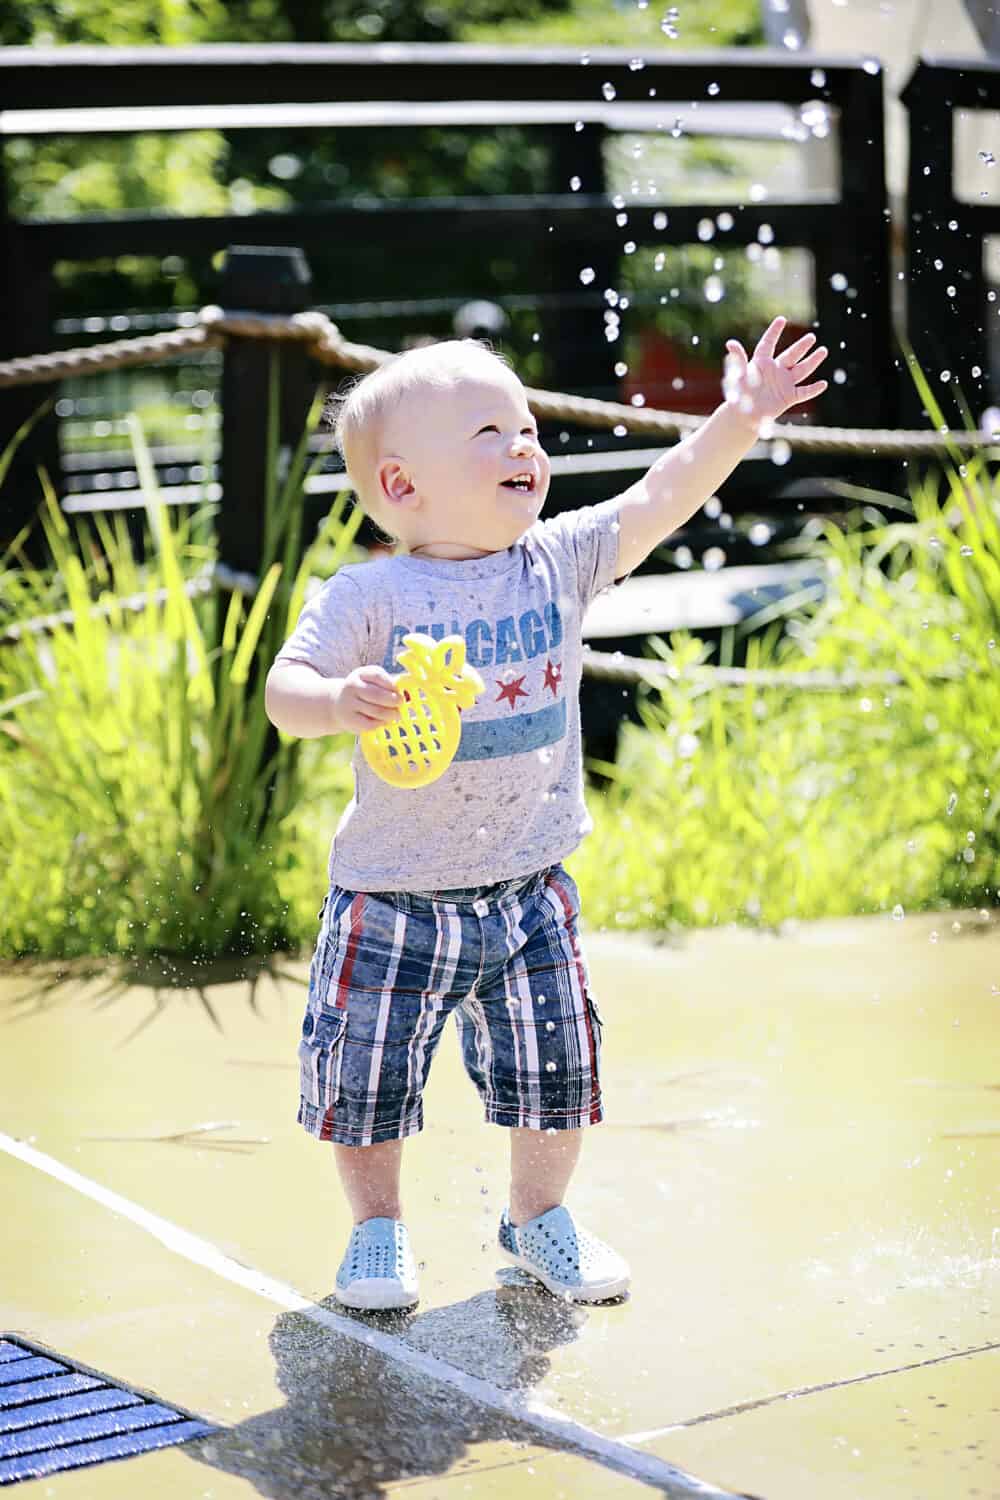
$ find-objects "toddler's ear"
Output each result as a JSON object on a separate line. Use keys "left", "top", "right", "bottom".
{"left": 377, "top": 459, "right": 417, "bottom": 508}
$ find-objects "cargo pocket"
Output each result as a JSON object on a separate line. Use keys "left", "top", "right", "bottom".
{"left": 584, "top": 991, "right": 604, "bottom": 1066}
{"left": 298, "top": 1007, "right": 349, "bottom": 1111}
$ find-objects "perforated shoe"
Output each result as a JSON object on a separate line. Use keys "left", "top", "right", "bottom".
{"left": 497, "top": 1204, "right": 630, "bottom": 1303}
{"left": 334, "top": 1217, "right": 419, "bottom": 1310}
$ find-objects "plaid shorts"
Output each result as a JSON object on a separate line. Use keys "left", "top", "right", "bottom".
{"left": 297, "top": 862, "right": 604, "bottom": 1147}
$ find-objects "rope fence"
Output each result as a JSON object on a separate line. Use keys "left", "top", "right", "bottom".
{"left": 2, "top": 304, "right": 997, "bottom": 459}
{"left": 1, "top": 305, "right": 992, "bottom": 691}
{"left": 0, "top": 561, "right": 976, "bottom": 691}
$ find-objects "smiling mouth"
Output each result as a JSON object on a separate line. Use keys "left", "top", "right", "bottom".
{"left": 500, "top": 473, "right": 536, "bottom": 493}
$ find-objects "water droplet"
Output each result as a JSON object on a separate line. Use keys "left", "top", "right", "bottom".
{"left": 629, "top": 57, "right": 645, "bottom": 71}
{"left": 477, "top": 825, "right": 488, "bottom": 838}
{"left": 862, "top": 57, "right": 880, "bottom": 74}
{"left": 940, "top": 370, "right": 952, "bottom": 383}
{"left": 810, "top": 68, "right": 827, "bottom": 87}
{"left": 833, "top": 368, "right": 847, "bottom": 384}
{"left": 948, "top": 218, "right": 958, "bottom": 231}
{"left": 947, "top": 792, "right": 958, "bottom": 815}
{"left": 703, "top": 275, "right": 725, "bottom": 303}
{"left": 980, "top": 149, "right": 996, "bottom": 166}
{"left": 623, "top": 240, "right": 637, "bottom": 254}
{"left": 783, "top": 28, "right": 801, "bottom": 49}
{"left": 770, "top": 439, "right": 792, "bottom": 466}
{"left": 614, "top": 360, "right": 628, "bottom": 376}
{"left": 545, "top": 1020, "right": 556, "bottom": 1032}
{"left": 579, "top": 266, "right": 596, "bottom": 285}
{"left": 749, "top": 521, "right": 772, "bottom": 546}
{"left": 960, "top": 544, "right": 974, "bottom": 556}
{"left": 602, "top": 81, "right": 617, "bottom": 101}
{"left": 653, "top": 250, "right": 665, "bottom": 272}
{"left": 830, "top": 272, "right": 848, "bottom": 291}
{"left": 569, "top": 175, "right": 581, "bottom": 191}
{"left": 697, "top": 217, "right": 716, "bottom": 241}
{"left": 929, "top": 930, "right": 939, "bottom": 943}
{"left": 660, "top": 7, "right": 679, "bottom": 38}
{"left": 716, "top": 211, "right": 734, "bottom": 231}
{"left": 677, "top": 732, "right": 699, "bottom": 758}
{"left": 707, "top": 81, "right": 720, "bottom": 96}
{"left": 545, "top": 1060, "right": 557, "bottom": 1073}
{"left": 535, "top": 994, "right": 547, "bottom": 1005}
{"left": 702, "top": 546, "right": 727, "bottom": 572}
{"left": 653, "top": 210, "right": 668, "bottom": 230}
{"left": 580, "top": 52, "right": 591, "bottom": 65}
{"left": 892, "top": 904, "right": 905, "bottom": 920}
{"left": 758, "top": 223, "right": 774, "bottom": 245}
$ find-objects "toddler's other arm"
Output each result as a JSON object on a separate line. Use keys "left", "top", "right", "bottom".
{"left": 610, "top": 316, "right": 828, "bottom": 579}
{"left": 265, "top": 661, "right": 401, "bottom": 739}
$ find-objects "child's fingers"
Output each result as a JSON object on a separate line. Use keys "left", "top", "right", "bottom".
{"left": 791, "top": 346, "right": 828, "bottom": 381}
{"left": 752, "top": 315, "right": 786, "bottom": 361}
{"left": 777, "top": 331, "right": 817, "bottom": 366}
{"left": 791, "top": 379, "right": 828, "bottom": 404}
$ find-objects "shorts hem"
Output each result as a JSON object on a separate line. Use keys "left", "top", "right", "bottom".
{"left": 298, "top": 1100, "right": 423, "bottom": 1147}
{"left": 482, "top": 1100, "right": 604, "bottom": 1130}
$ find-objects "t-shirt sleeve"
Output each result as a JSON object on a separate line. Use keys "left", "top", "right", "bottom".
{"left": 535, "top": 498, "right": 630, "bottom": 614}
{"left": 271, "top": 571, "right": 369, "bottom": 679}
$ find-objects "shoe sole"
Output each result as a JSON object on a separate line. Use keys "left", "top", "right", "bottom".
{"left": 334, "top": 1279, "right": 419, "bottom": 1311}
{"left": 497, "top": 1247, "right": 629, "bottom": 1303}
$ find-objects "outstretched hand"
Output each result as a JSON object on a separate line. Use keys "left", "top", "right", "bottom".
{"left": 723, "top": 315, "right": 828, "bottom": 432}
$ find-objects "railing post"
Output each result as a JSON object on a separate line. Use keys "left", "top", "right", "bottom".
{"left": 901, "top": 61, "right": 989, "bottom": 431}
{"left": 217, "top": 245, "right": 314, "bottom": 578}
{"left": 0, "top": 173, "right": 63, "bottom": 566}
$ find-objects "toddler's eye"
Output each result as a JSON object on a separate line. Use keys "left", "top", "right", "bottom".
{"left": 475, "top": 424, "right": 499, "bottom": 435}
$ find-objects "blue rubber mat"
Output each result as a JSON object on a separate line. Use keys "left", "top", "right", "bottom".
{"left": 0, "top": 1336, "right": 215, "bottom": 1486}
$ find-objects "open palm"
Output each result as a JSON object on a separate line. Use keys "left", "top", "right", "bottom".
{"left": 723, "top": 315, "right": 828, "bottom": 429}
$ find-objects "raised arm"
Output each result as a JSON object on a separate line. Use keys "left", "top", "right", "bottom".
{"left": 611, "top": 316, "right": 829, "bottom": 580}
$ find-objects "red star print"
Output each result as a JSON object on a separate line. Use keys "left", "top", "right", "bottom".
{"left": 496, "top": 675, "right": 529, "bottom": 709}
{"left": 542, "top": 659, "right": 563, "bottom": 697}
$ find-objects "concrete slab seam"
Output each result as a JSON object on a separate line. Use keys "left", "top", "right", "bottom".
{"left": 0, "top": 1131, "right": 747, "bottom": 1500}
{"left": 621, "top": 1341, "right": 1000, "bottom": 1445}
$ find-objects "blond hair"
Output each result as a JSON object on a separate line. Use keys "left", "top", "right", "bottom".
{"left": 324, "top": 339, "right": 512, "bottom": 543}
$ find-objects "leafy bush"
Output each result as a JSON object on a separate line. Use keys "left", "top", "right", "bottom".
{"left": 0, "top": 370, "right": 362, "bottom": 959}
{"left": 571, "top": 377, "right": 1000, "bottom": 931}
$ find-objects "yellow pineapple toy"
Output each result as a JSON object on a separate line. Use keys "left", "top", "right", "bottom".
{"left": 360, "top": 633, "right": 486, "bottom": 789}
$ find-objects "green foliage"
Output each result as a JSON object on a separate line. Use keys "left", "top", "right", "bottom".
{"left": 569, "top": 448, "right": 1000, "bottom": 933}
{"left": 461, "top": 0, "right": 762, "bottom": 47}
{"left": 0, "top": 367, "right": 365, "bottom": 959}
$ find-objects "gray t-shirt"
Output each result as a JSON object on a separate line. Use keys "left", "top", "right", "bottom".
{"left": 273, "top": 500, "right": 624, "bottom": 892}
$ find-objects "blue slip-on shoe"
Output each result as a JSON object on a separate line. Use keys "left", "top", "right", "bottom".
{"left": 497, "top": 1204, "right": 630, "bottom": 1303}
{"left": 334, "top": 1217, "right": 419, "bottom": 1310}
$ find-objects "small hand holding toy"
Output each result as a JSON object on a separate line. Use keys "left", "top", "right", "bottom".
{"left": 722, "top": 315, "right": 829, "bottom": 432}
{"left": 360, "top": 633, "right": 486, "bottom": 789}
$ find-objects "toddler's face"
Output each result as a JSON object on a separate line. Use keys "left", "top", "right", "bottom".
{"left": 378, "top": 364, "right": 551, "bottom": 556}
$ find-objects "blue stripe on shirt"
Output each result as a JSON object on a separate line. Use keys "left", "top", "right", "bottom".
{"left": 454, "top": 700, "right": 567, "bottom": 762}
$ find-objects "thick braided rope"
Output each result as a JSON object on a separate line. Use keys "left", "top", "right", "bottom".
{"left": 0, "top": 306, "right": 993, "bottom": 459}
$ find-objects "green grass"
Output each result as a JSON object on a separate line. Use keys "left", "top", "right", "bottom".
{"left": 0, "top": 363, "right": 365, "bottom": 961}
{"left": 569, "top": 373, "right": 1000, "bottom": 931}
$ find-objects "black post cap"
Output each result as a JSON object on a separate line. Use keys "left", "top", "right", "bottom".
{"left": 219, "top": 245, "right": 312, "bottom": 311}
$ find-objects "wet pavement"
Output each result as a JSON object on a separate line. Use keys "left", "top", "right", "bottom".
{"left": 1, "top": 908, "right": 998, "bottom": 1498}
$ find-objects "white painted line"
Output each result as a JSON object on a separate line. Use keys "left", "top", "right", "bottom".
{"left": 0, "top": 1131, "right": 744, "bottom": 1499}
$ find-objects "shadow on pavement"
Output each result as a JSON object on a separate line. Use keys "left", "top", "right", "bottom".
{"left": 183, "top": 1282, "right": 633, "bottom": 1499}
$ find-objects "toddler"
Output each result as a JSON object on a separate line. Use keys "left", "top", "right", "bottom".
{"left": 265, "top": 320, "right": 827, "bottom": 1309}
